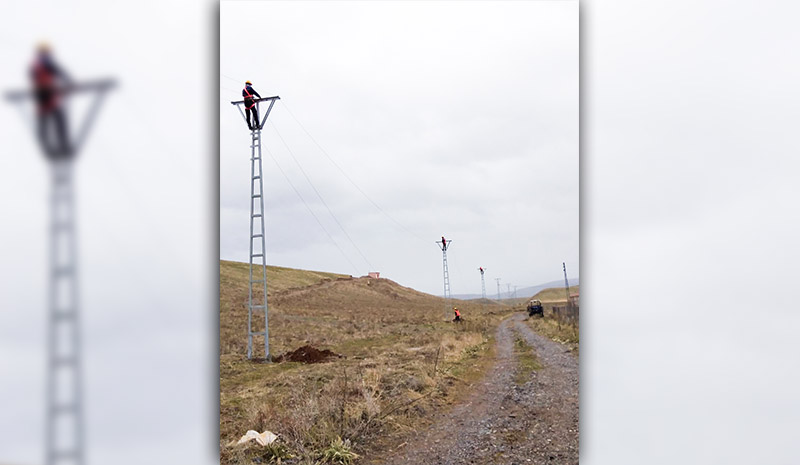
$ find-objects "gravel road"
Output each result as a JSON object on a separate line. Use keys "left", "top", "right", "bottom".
{"left": 378, "top": 313, "right": 578, "bottom": 465}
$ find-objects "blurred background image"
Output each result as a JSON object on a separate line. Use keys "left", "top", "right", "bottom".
{"left": 0, "top": 1, "right": 217, "bottom": 464}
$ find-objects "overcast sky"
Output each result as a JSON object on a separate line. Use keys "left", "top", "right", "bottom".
{"left": 220, "top": 1, "right": 579, "bottom": 297}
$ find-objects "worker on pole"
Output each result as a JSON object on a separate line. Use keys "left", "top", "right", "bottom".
{"left": 441, "top": 236, "right": 447, "bottom": 249}
{"left": 242, "top": 80, "right": 262, "bottom": 130}
{"left": 31, "top": 43, "right": 72, "bottom": 159}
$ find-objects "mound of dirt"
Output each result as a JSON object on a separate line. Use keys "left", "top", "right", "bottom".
{"left": 274, "top": 345, "right": 343, "bottom": 364}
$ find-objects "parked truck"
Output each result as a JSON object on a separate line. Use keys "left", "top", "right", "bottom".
{"left": 527, "top": 299, "right": 544, "bottom": 317}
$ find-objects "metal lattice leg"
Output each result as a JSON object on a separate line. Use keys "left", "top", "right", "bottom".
{"left": 247, "top": 128, "right": 270, "bottom": 361}
{"left": 47, "top": 160, "right": 84, "bottom": 465}
{"left": 442, "top": 249, "right": 451, "bottom": 320}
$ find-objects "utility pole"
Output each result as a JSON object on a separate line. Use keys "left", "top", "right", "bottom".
{"left": 495, "top": 277, "right": 501, "bottom": 301}
{"left": 514, "top": 285, "right": 518, "bottom": 300}
{"left": 437, "top": 236, "right": 452, "bottom": 320}
{"left": 231, "top": 94, "right": 280, "bottom": 361}
{"left": 507, "top": 283, "right": 511, "bottom": 300}
{"left": 563, "top": 262, "right": 571, "bottom": 303}
{"left": 6, "top": 72, "right": 115, "bottom": 465}
{"left": 478, "top": 267, "right": 487, "bottom": 299}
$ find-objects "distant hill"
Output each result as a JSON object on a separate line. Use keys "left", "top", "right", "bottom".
{"left": 451, "top": 277, "right": 580, "bottom": 301}
{"left": 219, "top": 259, "right": 504, "bottom": 362}
{"left": 532, "top": 285, "right": 581, "bottom": 303}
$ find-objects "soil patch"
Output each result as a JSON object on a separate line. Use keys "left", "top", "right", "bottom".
{"left": 274, "top": 345, "right": 344, "bottom": 364}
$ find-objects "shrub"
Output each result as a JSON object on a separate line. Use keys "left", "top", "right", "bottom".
{"left": 320, "top": 436, "right": 360, "bottom": 464}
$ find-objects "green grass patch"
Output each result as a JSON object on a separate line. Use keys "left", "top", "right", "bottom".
{"left": 444, "top": 337, "right": 492, "bottom": 382}
{"left": 513, "top": 336, "right": 542, "bottom": 385}
{"left": 320, "top": 436, "right": 360, "bottom": 464}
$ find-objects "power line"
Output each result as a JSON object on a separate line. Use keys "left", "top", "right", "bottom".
{"left": 220, "top": 73, "right": 244, "bottom": 84}
{"left": 220, "top": 83, "right": 240, "bottom": 94}
{"left": 221, "top": 71, "right": 423, "bottom": 265}
{"left": 222, "top": 72, "right": 367, "bottom": 274}
{"left": 268, "top": 119, "right": 374, "bottom": 271}
{"left": 220, "top": 72, "right": 364, "bottom": 272}
{"left": 262, "top": 145, "right": 361, "bottom": 274}
{"left": 278, "top": 100, "right": 428, "bottom": 244}
{"left": 220, "top": 72, "right": 417, "bottom": 244}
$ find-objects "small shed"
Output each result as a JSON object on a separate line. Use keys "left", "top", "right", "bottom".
{"left": 368, "top": 271, "right": 380, "bottom": 279}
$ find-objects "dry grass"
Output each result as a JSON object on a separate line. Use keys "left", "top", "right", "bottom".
{"left": 530, "top": 285, "right": 580, "bottom": 304}
{"left": 524, "top": 316, "right": 579, "bottom": 356}
{"left": 220, "top": 260, "right": 513, "bottom": 463}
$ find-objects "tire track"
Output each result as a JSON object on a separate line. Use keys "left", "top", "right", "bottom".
{"left": 377, "top": 313, "right": 578, "bottom": 464}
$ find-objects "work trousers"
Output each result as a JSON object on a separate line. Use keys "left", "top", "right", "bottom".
{"left": 37, "top": 107, "right": 71, "bottom": 159}
{"left": 246, "top": 105, "right": 259, "bottom": 130}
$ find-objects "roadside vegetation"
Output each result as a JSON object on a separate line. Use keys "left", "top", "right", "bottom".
{"left": 513, "top": 335, "right": 542, "bottom": 385}
{"left": 523, "top": 286, "right": 580, "bottom": 355}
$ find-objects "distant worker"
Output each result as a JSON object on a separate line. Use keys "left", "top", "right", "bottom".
{"left": 242, "top": 80, "right": 262, "bottom": 130}
{"left": 31, "top": 43, "right": 72, "bottom": 159}
{"left": 441, "top": 236, "right": 447, "bottom": 248}
{"left": 453, "top": 307, "right": 462, "bottom": 322}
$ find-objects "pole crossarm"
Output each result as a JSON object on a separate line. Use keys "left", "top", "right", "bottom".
{"left": 4, "top": 79, "right": 116, "bottom": 102}
{"left": 230, "top": 95, "right": 281, "bottom": 106}
{"left": 5, "top": 78, "right": 117, "bottom": 158}
{"left": 259, "top": 99, "right": 277, "bottom": 129}
{"left": 232, "top": 96, "right": 280, "bottom": 130}
{"left": 436, "top": 240, "right": 452, "bottom": 251}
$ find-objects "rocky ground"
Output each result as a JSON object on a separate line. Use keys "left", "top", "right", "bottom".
{"left": 375, "top": 313, "right": 578, "bottom": 465}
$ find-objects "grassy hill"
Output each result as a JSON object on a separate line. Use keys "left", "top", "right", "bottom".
{"left": 531, "top": 285, "right": 580, "bottom": 303}
{"left": 219, "top": 260, "right": 517, "bottom": 463}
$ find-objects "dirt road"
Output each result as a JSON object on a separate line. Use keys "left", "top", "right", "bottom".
{"left": 377, "top": 313, "right": 578, "bottom": 465}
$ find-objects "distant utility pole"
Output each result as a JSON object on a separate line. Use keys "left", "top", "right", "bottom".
{"left": 507, "top": 283, "right": 511, "bottom": 299}
{"left": 231, "top": 93, "right": 281, "bottom": 361}
{"left": 495, "top": 277, "right": 501, "bottom": 301}
{"left": 563, "top": 262, "right": 571, "bottom": 303}
{"left": 514, "top": 285, "right": 518, "bottom": 300}
{"left": 437, "top": 236, "right": 452, "bottom": 320}
{"left": 479, "top": 267, "right": 487, "bottom": 299}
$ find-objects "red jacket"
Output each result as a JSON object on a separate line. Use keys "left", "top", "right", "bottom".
{"left": 31, "top": 54, "right": 68, "bottom": 113}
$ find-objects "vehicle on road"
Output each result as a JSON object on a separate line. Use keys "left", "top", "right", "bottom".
{"left": 527, "top": 299, "right": 544, "bottom": 317}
